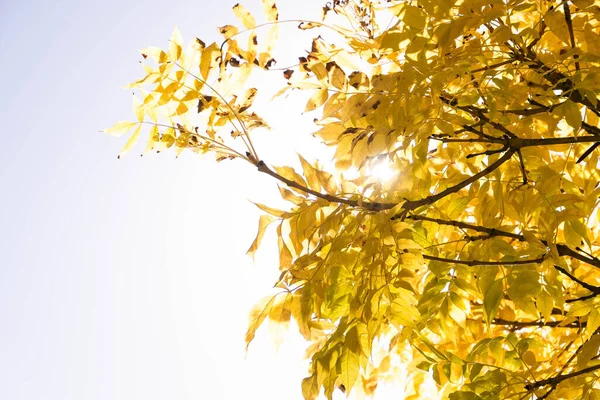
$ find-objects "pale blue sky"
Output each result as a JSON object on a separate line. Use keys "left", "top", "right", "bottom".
{"left": 0, "top": 1, "right": 335, "bottom": 399}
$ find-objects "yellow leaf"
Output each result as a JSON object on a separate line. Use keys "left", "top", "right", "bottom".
{"left": 139, "top": 47, "right": 168, "bottom": 64}
{"left": 199, "top": 42, "right": 219, "bottom": 80}
{"left": 305, "top": 89, "right": 329, "bottom": 112}
{"left": 436, "top": 120, "right": 454, "bottom": 135}
{"left": 169, "top": 26, "right": 183, "bottom": 62}
{"left": 395, "top": 238, "right": 422, "bottom": 250}
{"left": 273, "top": 165, "right": 307, "bottom": 187}
{"left": 573, "top": 0, "right": 594, "bottom": 8}
{"left": 559, "top": 100, "right": 582, "bottom": 130}
{"left": 537, "top": 290, "right": 553, "bottom": 321}
{"left": 522, "top": 351, "right": 537, "bottom": 367}
{"left": 268, "top": 293, "right": 292, "bottom": 348}
{"left": 577, "top": 334, "right": 600, "bottom": 368}
{"left": 247, "top": 214, "right": 276, "bottom": 258}
{"left": 143, "top": 125, "right": 160, "bottom": 154}
{"left": 326, "top": 62, "right": 346, "bottom": 90}
{"left": 253, "top": 202, "right": 290, "bottom": 218}
{"left": 238, "top": 87, "right": 258, "bottom": 113}
{"left": 490, "top": 25, "right": 512, "bottom": 44}
{"left": 567, "top": 300, "right": 594, "bottom": 318}
{"left": 277, "top": 223, "right": 293, "bottom": 269}
{"left": 544, "top": 10, "right": 571, "bottom": 44}
{"left": 522, "top": 230, "right": 547, "bottom": 250}
{"left": 292, "top": 284, "right": 313, "bottom": 339}
{"left": 233, "top": 3, "right": 256, "bottom": 29}
{"left": 278, "top": 186, "right": 305, "bottom": 204}
{"left": 483, "top": 280, "right": 503, "bottom": 324}
{"left": 173, "top": 101, "right": 189, "bottom": 116}
{"left": 245, "top": 295, "right": 277, "bottom": 350}
{"left": 403, "top": 5, "right": 426, "bottom": 30}
{"left": 132, "top": 95, "right": 144, "bottom": 122}
{"left": 261, "top": 0, "right": 278, "bottom": 22}
{"left": 118, "top": 124, "right": 142, "bottom": 158}
{"left": 181, "top": 90, "right": 201, "bottom": 102}
{"left": 301, "top": 374, "right": 319, "bottom": 400}
{"left": 103, "top": 121, "right": 137, "bottom": 137}
{"left": 316, "top": 170, "right": 337, "bottom": 194}
{"left": 348, "top": 71, "right": 369, "bottom": 89}
{"left": 588, "top": 309, "right": 600, "bottom": 337}
{"left": 338, "top": 348, "right": 360, "bottom": 395}
{"left": 298, "top": 154, "right": 321, "bottom": 191}
{"left": 218, "top": 24, "right": 239, "bottom": 40}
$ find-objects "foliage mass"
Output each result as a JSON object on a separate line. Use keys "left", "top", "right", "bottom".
{"left": 106, "top": 0, "right": 600, "bottom": 398}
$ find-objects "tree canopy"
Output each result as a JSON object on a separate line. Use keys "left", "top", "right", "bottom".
{"left": 105, "top": 0, "right": 600, "bottom": 398}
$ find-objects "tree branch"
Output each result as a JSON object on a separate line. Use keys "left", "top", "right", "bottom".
{"left": 522, "top": 54, "right": 600, "bottom": 117}
{"left": 525, "top": 364, "right": 600, "bottom": 391}
{"left": 517, "top": 149, "right": 528, "bottom": 184}
{"left": 563, "top": 2, "right": 580, "bottom": 71}
{"left": 422, "top": 254, "right": 545, "bottom": 267}
{"left": 431, "top": 132, "right": 600, "bottom": 149}
{"left": 398, "top": 149, "right": 515, "bottom": 216}
{"left": 471, "top": 59, "right": 513, "bottom": 73}
{"left": 492, "top": 318, "right": 585, "bottom": 329}
{"left": 255, "top": 160, "right": 391, "bottom": 211}
{"left": 554, "top": 265, "right": 600, "bottom": 293}
{"left": 408, "top": 215, "right": 600, "bottom": 269}
{"left": 408, "top": 215, "right": 523, "bottom": 240}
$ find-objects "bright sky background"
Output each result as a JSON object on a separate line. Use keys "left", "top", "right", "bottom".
{"left": 0, "top": 0, "right": 342, "bottom": 399}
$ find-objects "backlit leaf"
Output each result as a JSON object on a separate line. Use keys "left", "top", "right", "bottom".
{"left": 169, "top": 26, "right": 183, "bottom": 61}
{"left": 103, "top": 121, "right": 137, "bottom": 137}
{"left": 233, "top": 3, "right": 256, "bottom": 29}
{"left": 305, "top": 88, "right": 329, "bottom": 112}
{"left": 403, "top": 5, "right": 426, "bottom": 30}
{"left": 483, "top": 280, "right": 503, "bottom": 324}
{"left": 338, "top": 348, "right": 360, "bottom": 395}
{"left": 247, "top": 214, "right": 276, "bottom": 257}
{"left": 118, "top": 124, "right": 142, "bottom": 158}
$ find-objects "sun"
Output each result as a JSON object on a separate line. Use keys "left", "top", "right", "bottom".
{"left": 369, "top": 161, "right": 396, "bottom": 183}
